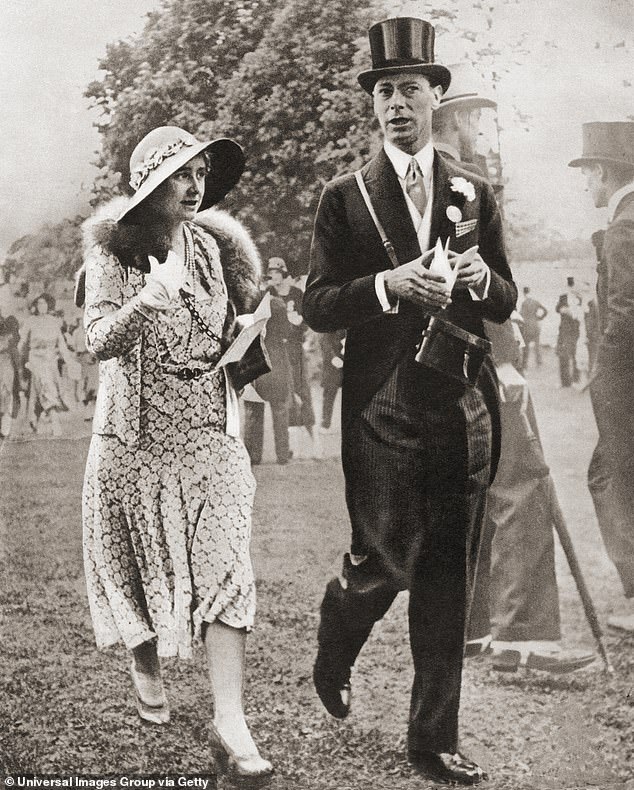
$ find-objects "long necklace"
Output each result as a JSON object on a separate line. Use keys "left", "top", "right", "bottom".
{"left": 152, "top": 225, "right": 223, "bottom": 372}
{"left": 152, "top": 226, "right": 196, "bottom": 369}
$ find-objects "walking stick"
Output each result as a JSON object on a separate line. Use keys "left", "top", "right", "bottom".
{"left": 546, "top": 476, "right": 614, "bottom": 674}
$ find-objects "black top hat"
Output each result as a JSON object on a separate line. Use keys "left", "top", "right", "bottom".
{"left": 568, "top": 122, "right": 634, "bottom": 169}
{"left": 357, "top": 17, "right": 451, "bottom": 95}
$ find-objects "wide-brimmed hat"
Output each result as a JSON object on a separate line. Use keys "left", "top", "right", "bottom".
{"left": 568, "top": 122, "right": 634, "bottom": 169}
{"left": 438, "top": 63, "right": 497, "bottom": 110}
{"left": 357, "top": 17, "right": 451, "bottom": 95}
{"left": 118, "top": 126, "right": 245, "bottom": 223}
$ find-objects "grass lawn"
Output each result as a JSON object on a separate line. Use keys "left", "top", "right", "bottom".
{"left": 1, "top": 349, "right": 632, "bottom": 789}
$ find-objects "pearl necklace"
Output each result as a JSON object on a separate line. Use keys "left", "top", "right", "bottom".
{"left": 152, "top": 225, "right": 196, "bottom": 369}
{"left": 152, "top": 225, "right": 223, "bottom": 373}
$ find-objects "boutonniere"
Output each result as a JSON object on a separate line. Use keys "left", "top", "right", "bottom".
{"left": 450, "top": 176, "right": 476, "bottom": 203}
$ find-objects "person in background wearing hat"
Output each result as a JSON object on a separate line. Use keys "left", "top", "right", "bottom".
{"left": 21, "top": 292, "right": 68, "bottom": 436}
{"left": 570, "top": 121, "right": 634, "bottom": 633}
{"left": 434, "top": 68, "right": 595, "bottom": 675}
{"left": 555, "top": 275, "right": 582, "bottom": 387}
{"left": 242, "top": 289, "right": 294, "bottom": 465}
{"left": 79, "top": 126, "right": 273, "bottom": 780}
{"left": 518, "top": 287, "right": 548, "bottom": 369}
{"left": 266, "top": 256, "right": 317, "bottom": 450}
{"left": 431, "top": 62, "right": 497, "bottom": 180}
{"left": 303, "top": 17, "right": 517, "bottom": 785}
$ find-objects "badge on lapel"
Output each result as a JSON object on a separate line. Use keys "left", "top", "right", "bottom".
{"left": 455, "top": 218, "right": 478, "bottom": 237}
{"left": 446, "top": 205, "right": 462, "bottom": 223}
{"left": 447, "top": 176, "right": 477, "bottom": 237}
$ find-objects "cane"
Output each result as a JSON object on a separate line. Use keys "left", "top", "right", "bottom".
{"left": 546, "top": 476, "right": 614, "bottom": 674}
{"left": 517, "top": 409, "right": 614, "bottom": 674}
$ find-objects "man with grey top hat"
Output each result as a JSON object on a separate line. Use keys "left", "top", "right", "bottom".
{"left": 570, "top": 121, "right": 634, "bottom": 633}
{"left": 434, "top": 67, "right": 595, "bottom": 675}
{"left": 303, "top": 16, "right": 516, "bottom": 785}
{"left": 431, "top": 63, "right": 497, "bottom": 181}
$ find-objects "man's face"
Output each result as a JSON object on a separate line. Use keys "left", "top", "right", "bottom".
{"left": 373, "top": 73, "right": 442, "bottom": 154}
{"left": 581, "top": 163, "right": 607, "bottom": 208}
{"left": 456, "top": 107, "right": 482, "bottom": 158}
{"left": 268, "top": 269, "right": 285, "bottom": 287}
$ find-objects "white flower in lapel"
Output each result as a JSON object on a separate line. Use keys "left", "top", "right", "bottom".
{"left": 450, "top": 176, "right": 476, "bottom": 202}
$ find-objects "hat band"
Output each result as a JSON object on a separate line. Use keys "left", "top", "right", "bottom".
{"left": 129, "top": 138, "right": 195, "bottom": 191}
{"left": 378, "top": 57, "right": 432, "bottom": 68}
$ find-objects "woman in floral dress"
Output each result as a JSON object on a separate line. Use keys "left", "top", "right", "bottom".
{"left": 80, "top": 126, "right": 272, "bottom": 780}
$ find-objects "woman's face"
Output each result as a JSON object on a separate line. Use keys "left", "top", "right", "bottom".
{"left": 36, "top": 297, "right": 49, "bottom": 315}
{"left": 145, "top": 154, "right": 208, "bottom": 224}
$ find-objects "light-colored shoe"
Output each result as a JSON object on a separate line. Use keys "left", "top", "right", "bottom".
{"left": 210, "top": 723, "right": 273, "bottom": 783}
{"left": 130, "top": 662, "right": 170, "bottom": 724}
{"left": 490, "top": 641, "right": 596, "bottom": 673}
{"left": 607, "top": 612, "right": 634, "bottom": 633}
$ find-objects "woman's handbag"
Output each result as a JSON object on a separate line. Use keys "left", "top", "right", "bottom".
{"left": 226, "top": 334, "right": 272, "bottom": 391}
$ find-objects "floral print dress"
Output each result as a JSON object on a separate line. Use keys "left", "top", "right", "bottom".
{"left": 83, "top": 225, "right": 256, "bottom": 658}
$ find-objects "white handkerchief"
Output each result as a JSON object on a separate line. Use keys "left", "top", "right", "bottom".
{"left": 428, "top": 237, "right": 457, "bottom": 294}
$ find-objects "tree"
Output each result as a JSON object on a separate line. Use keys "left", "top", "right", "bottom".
{"left": 3, "top": 217, "right": 85, "bottom": 288}
{"left": 85, "top": 0, "right": 280, "bottom": 197}
{"left": 210, "top": 0, "right": 377, "bottom": 264}
{"left": 86, "top": 0, "right": 378, "bottom": 268}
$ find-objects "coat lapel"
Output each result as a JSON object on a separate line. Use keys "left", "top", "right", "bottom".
{"left": 363, "top": 149, "right": 421, "bottom": 266}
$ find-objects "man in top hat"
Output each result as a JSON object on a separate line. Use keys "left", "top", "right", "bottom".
{"left": 266, "top": 256, "right": 316, "bottom": 444}
{"left": 303, "top": 17, "right": 517, "bottom": 785}
{"left": 432, "top": 67, "right": 595, "bottom": 675}
{"left": 570, "top": 121, "right": 634, "bottom": 632}
{"left": 555, "top": 275, "right": 583, "bottom": 387}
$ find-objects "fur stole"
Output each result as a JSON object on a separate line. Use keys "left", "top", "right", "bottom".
{"left": 76, "top": 197, "right": 261, "bottom": 315}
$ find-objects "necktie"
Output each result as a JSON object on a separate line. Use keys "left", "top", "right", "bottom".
{"left": 405, "top": 158, "right": 428, "bottom": 218}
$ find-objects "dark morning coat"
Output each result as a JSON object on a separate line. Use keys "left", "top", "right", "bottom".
{"left": 303, "top": 148, "right": 517, "bottom": 464}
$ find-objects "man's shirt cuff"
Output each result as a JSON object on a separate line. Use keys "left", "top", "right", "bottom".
{"left": 375, "top": 271, "right": 399, "bottom": 313}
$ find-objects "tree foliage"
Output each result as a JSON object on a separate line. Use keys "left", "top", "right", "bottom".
{"left": 3, "top": 216, "right": 85, "bottom": 287}
{"left": 85, "top": 0, "right": 378, "bottom": 268}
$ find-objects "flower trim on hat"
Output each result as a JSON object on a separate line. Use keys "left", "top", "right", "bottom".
{"left": 450, "top": 176, "right": 476, "bottom": 202}
{"left": 129, "top": 138, "right": 194, "bottom": 191}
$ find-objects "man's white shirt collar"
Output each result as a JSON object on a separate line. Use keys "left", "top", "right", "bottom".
{"left": 384, "top": 139, "right": 434, "bottom": 183}
{"left": 607, "top": 180, "right": 634, "bottom": 223}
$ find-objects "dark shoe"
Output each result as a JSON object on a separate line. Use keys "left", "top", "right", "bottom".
{"left": 491, "top": 647, "right": 596, "bottom": 674}
{"left": 409, "top": 751, "right": 488, "bottom": 785}
{"left": 464, "top": 634, "right": 492, "bottom": 659}
{"left": 210, "top": 723, "right": 273, "bottom": 785}
{"left": 313, "top": 657, "right": 351, "bottom": 719}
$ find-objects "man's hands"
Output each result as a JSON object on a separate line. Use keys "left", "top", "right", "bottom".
{"left": 383, "top": 245, "right": 490, "bottom": 308}
{"left": 450, "top": 246, "right": 488, "bottom": 293}
{"left": 384, "top": 249, "right": 452, "bottom": 310}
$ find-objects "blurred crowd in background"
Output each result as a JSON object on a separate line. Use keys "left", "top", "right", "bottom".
{"left": 0, "top": 257, "right": 600, "bottom": 449}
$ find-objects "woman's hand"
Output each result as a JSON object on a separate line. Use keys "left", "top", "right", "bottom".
{"left": 146, "top": 252, "right": 186, "bottom": 302}
{"left": 139, "top": 252, "right": 187, "bottom": 311}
